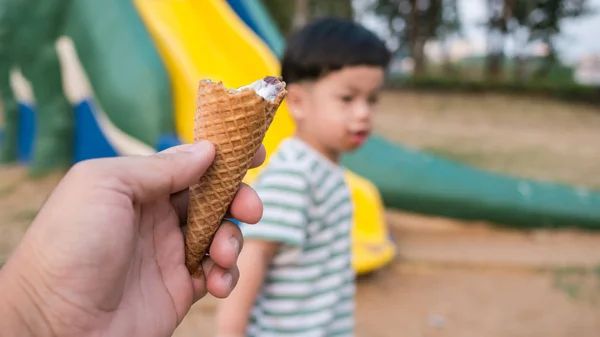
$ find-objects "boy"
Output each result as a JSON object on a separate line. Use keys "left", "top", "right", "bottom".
{"left": 215, "top": 17, "right": 391, "bottom": 337}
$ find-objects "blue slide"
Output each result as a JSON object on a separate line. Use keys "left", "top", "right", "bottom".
{"left": 227, "top": 0, "right": 285, "bottom": 58}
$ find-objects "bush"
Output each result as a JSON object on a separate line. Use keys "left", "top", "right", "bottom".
{"left": 386, "top": 76, "right": 600, "bottom": 107}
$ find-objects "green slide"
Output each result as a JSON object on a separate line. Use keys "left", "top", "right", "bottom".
{"left": 341, "top": 136, "right": 600, "bottom": 229}
{"left": 0, "top": 0, "right": 173, "bottom": 174}
{"left": 65, "top": 0, "right": 174, "bottom": 147}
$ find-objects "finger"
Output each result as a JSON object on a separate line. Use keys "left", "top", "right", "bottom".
{"left": 72, "top": 141, "right": 215, "bottom": 204}
{"left": 228, "top": 183, "right": 263, "bottom": 225}
{"left": 209, "top": 221, "right": 243, "bottom": 270}
{"left": 203, "top": 258, "right": 240, "bottom": 299}
{"left": 192, "top": 257, "right": 234, "bottom": 303}
{"left": 250, "top": 145, "right": 266, "bottom": 169}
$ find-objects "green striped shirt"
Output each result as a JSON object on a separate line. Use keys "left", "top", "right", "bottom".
{"left": 241, "top": 137, "right": 355, "bottom": 337}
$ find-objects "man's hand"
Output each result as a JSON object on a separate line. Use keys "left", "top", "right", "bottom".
{"left": 0, "top": 141, "right": 265, "bottom": 337}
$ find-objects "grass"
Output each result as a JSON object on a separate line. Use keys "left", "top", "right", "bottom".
{"left": 11, "top": 209, "right": 38, "bottom": 222}
{"left": 552, "top": 265, "right": 600, "bottom": 305}
{"left": 0, "top": 185, "right": 15, "bottom": 197}
{"left": 387, "top": 75, "right": 600, "bottom": 107}
{"left": 387, "top": 57, "right": 600, "bottom": 108}
{"left": 453, "top": 55, "right": 577, "bottom": 83}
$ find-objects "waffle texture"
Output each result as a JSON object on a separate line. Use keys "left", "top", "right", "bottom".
{"left": 185, "top": 77, "right": 287, "bottom": 276}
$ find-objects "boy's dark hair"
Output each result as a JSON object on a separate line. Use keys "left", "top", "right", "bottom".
{"left": 281, "top": 17, "right": 392, "bottom": 84}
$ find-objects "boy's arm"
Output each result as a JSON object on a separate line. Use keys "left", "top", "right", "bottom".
{"left": 215, "top": 239, "right": 279, "bottom": 337}
{"left": 214, "top": 165, "right": 310, "bottom": 336}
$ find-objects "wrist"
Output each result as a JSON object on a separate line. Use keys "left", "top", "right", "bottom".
{"left": 0, "top": 257, "right": 55, "bottom": 337}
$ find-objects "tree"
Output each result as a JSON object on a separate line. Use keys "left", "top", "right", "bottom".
{"left": 263, "top": 0, "right": 354, "bottom": 36}
{"left": 510, "top": 0, "right": 537, "bottom": 80}
{"left": 437, "top": 0, "right": 463, "bottom": 74}
{"left": 371, "top": 0, "right": 450, "bottom": 77}
{"left": 484, "top": 0, "right": 515, "bottom": 81}
{"left": 262, "top": 0, "right": 295, "bottom": 36}
{"left": 310, "top": 0, "right": 354, "bottom": 20}
{"left": 483, "top": 0, "right": 592, "bottom": 81}
{"left": 527, "top": 0, "right": 592, "bottom": 79}
{"left": 292, "top": 0, "right": 309, "bottom": 29}
{"left": 264, "top": 0, "right": 464, "bottom": 78}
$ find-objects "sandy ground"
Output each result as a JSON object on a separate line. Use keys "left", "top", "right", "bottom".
{"left": 1, "top": 91, "right": 600, "bottom": 336}
{"left": 170, "top": 211, "right": 600, "bottom": 337}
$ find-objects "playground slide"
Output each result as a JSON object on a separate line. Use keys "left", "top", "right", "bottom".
{"left": 1, "top": 0, "right": 394, "bottom": 274}
{"left": 342, "top": 136, "right": 600, "bottom": 229}
{"left": 227, "top": 0, "right": 286, "bottom": 58}
{"left": 6, "top": 0, "right": 165, "bottom": 165}
{"left": 132, "top": 0, "right": 289, "bottom": 152}
{"left": 64, "top": 0, "right": 174, "bottom": 151}
{"left": 132, "top": 0, "right": 396, "bottom": 274}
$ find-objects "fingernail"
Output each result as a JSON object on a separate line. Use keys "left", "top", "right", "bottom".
{"left": 229, "top": 236, "right": 240, "bottom": 255}
{"left": 222, "top": 272, "right": 232, "bottom": 287}
{"left": 185, "top": 140, "right": 213, "bottom": 153}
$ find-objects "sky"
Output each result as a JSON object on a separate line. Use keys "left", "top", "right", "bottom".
{"left": 355, "top": 0, "right": 600, "bottom": 65}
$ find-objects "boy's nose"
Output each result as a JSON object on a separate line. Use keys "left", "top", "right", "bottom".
{"left": 354, "top": 102, "right": 371, "bottom": 121}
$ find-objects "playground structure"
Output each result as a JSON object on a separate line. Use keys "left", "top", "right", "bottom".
{"left": 1, "top": 0, "right": 600, "bottom": 276}
{"left": 0, "top": 0, "right": 395, "bottom": 275}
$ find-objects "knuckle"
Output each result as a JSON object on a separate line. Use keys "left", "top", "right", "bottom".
{"left": 67, "top": 159, "right": 100, "bottom": 180}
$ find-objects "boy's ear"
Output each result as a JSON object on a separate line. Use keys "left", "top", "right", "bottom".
{"left": 285, "top": 83, "right": 307, "bottom": 121}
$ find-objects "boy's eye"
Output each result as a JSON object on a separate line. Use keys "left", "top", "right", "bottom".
{"left": 368, "top": 95, "right": 379, "bottom": 105}
{"left": 340, "top": 95, "right": 354, "bottom": 103}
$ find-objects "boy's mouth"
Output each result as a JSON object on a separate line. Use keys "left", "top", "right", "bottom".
{"left": 349, "top": 130, "right": 370, "bottom": 145}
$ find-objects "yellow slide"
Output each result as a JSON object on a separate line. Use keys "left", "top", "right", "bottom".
{"left": 132, "top": 0, "right": 395, "bottom": 274}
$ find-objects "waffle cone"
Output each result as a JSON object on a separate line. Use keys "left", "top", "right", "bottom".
{"left": 185, "top": 77, "right": 286, "bottom": 276}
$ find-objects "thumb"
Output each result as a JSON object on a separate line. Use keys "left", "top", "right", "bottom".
{"left": 73, "top": 140, "right": 216, "bottom": 204}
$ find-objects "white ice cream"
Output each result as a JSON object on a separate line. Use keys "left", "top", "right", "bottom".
{"left": 237, "top": 77, "right": 282, "bottom": 102}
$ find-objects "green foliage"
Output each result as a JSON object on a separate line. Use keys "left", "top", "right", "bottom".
{"left": 310, "top": 0, "right": 353, "bottom": 20}
{"left": 0, "top": 184, "right": 15, "bottom": 198}
{"left": 507, "top": 0, "right": 593, "bottom": 79}
{"left": 552, "top": 266, "right": 600, "bottom": 305}
{"left": 526, "top": 0, "right": 593, "bottom": 42}
{"left": 12, "top": 209, "right": 39, "bottom": 222}
{"left": 262, "top": 0, "right": 592, "bottom": 82}
{"left": 262, "top": 0, "right": 353, "bottom": 36}
{"left": 367, "top": 0, "right": 592, "bottom": 80}
{"left": 449, "top": 55, "right": 575, "bottom": 82}
{"left": 262, "top": 0, "right": 295, "bottom": 36}
{"left": 387, "top": 75, "right": 600, "bottom": 106}
{"left": 369, "top": 0, "right": 461, "bottom": 55}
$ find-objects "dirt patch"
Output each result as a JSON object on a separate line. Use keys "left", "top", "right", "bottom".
{"left": 386, "top": 210, "right": 600, "bottom": 269}
{"left": 173, "top": 258, "right": 600, "bottom": 337}
{"left": 173, "top": 207, "right": 600, "bottom": 337}
{"left": 0, "top": 165, "right": 62, "bottom": 262}
{"left": 352, "top": 262, "right": 600, "bottom": 337}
